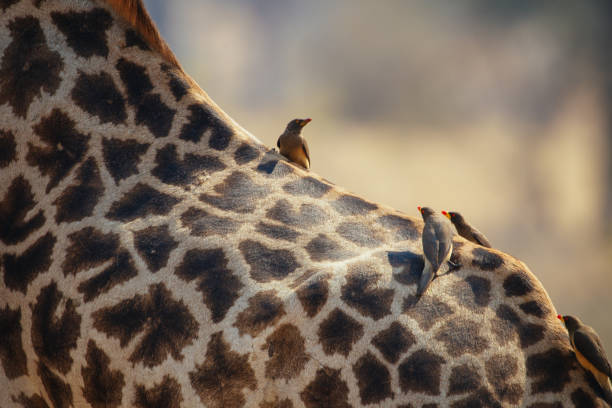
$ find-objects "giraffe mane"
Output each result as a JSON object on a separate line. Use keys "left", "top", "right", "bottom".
{"left": 102, "top": 0, "right": 181, "bottom": 71}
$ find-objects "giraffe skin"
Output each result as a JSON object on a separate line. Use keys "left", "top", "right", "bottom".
{"left": 0, "top": 1, "right": 609, "bottom": 407}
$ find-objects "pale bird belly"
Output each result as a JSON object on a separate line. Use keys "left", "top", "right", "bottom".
{"left": 286, "top": 145, "right": 309, "bottom": 169}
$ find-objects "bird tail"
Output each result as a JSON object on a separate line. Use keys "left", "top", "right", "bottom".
{"left": 417, "top": 263, "right": 434, "bottom": 297}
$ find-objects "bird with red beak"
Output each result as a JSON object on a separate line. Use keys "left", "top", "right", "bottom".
{"left": 277, "top": 118, "right": 311, "bottom": 169}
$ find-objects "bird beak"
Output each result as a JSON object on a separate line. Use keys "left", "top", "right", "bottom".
{"left": 417, "top": 206, "right": 422, "bottom": 213}
{"left": 442, "top": 211, "right": 450, "bottom": 219}
{"left": 557, "top": 314, "right": 564, "bottom": 323}
{"left": 301, "top": 118, "right": 312, "bottom": 127}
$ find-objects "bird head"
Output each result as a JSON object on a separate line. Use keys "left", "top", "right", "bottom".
{"left": 418, "top": 206, "right": 435, "bottom": 219}
{"left": 286, "top": 118, "right": 312, "bottom": 132}
{"left": 558, "top": 314, "right": 580, "bottom": 333}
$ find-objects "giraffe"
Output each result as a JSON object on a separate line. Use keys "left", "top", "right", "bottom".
{"left": 0, "top": 1, "right": 608, "bottom": 407}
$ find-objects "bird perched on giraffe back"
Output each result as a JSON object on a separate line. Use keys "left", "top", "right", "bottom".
{"left": 417, "top": 206, "right": 458, "bottom": 297}
{"left": 443, "top": 211, "right": 492, "bottom": 248}
{"left": 277, "top": 118, "right": 311, "bottom": 170}
{"left": 558, "top": 314, "right": 612, "bottom": 403}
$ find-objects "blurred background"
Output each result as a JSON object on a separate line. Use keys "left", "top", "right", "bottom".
{"left": 143, "top": 0, "right": 612, "bottom": 349}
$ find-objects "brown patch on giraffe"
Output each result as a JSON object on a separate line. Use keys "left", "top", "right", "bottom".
{"left": 451, "top": 275, "right": 492, "bottom": 311}
{"left": 189, "top": 332, "right": 256, "bottom": 408}
{"left": 0, "top": 0, "right": 18, "bottom": 11}
{"left": 28, "top": 109, "right": 90, "bottom": 193}
{"left": 51, "top": 8, "right": 112, "bottom": 58}
{"left": 0, "top": 305, "right": 28, "bottom": 378}
{"left": 571, "top": 388, "right": 598, "bottom": 407}
{"left": 353, "top": 352, "right": 394, "bottom": 404}
{"left": 62, "top": 227, "right": 119, "bottom": 275}
{"left": 72, "top": 70, "right": 127, "bottom": 124}
{"left": 54, "top": 157, "right": 103, "bottom": 223}
{"left": 486, "top": 354, "right": 523, "bottom": 403}
{"left": 134, "top": 375, "right": 182, "bottom": 408}
{"left": 305, "top": 233, "right": 356, "bottom": 262}
{"left": 133, "top": 225, "right": 178, "bottom": 272}
{"left": 93, "top": 283, "right": 198, "bottom": 368}
{"left": 179, "top": 104, "right": 233, "bottom": 149}
{"left": 136, "top": 93, "right": 176, "bottom": 138}
{"left": 282, "top": 176, "right": 332, "bottom": 198}
{"left": 402, "top": 294, "right": 455, "bottom": 331}
{"left": 296, "top": 274, "right": 329, "bottom": 318}
{"left": 266, "top": 199, "right": 329, "bottom": 228}
{"left": 341, "top": 262, "right": 394, "bottom": 320}
{"left": 503, "top": 272, "right": 535, "bottom": 297}
{"left": 175, "top": 248, "right": 243, "bottom": 323}
{"left": 259, "top": 397, "right": 294, "bottom": 408}
{"left": 239, "top": 240, "right": 300, "bottom": 282}
{"left": 336, "top": 221, "right": 385, "bottom": 248}
{"left": 527, "top": 404, "right": 563, "bottom": 408}
{"left": 77, "top": 250, "right": 138, "bottom": 302}
{"left": 3, "top": 232, "right": 56, "bottom": 293}
{"left": 116, "top": 58, "right": 153, "bottom": 105}
{"left": 492, "top": 304, "right": 545, "bottom": 348}
{"left": 106, "top": 183, "right": 179, "bottom": 221}
{"left": 471, "top": 247, "right": 504, "bottom": 271}
{"left": 448, "top": 363, "right": 482, "bottom": 395}
{"left": 435, "top": 318, "right": 489, "bottom": 357}
{"left": 234, "top": 143, "right": 262, "bottom": 164}
{"left": 262, "top": 323, "right": 309, "bottom": 380}
{"left": 81, "top": 340, "right": 125, "bottom": 408}
{"left": 256, "top": 158, "right": 297, "bottom": 178}
{"left": 0, "top": 16, "right": 63, "bottom": 118}
{"left": 102, "top": 137, "right": 150, "bottom": 184}
{"left": 317, "top": 308, "right": 364, "bottom": 356}
{"left": 377, "top": 214, "right": 419, "bottom": 241}
{"left": 300, "top": 367, "right": 351, "bottom": 408}
{"left": 152, "top": 144, "right": 226, "bottom": 186}
{"left": 371, "top": 322, "right": 415, "bottom": 364}
{"left": 180, "top": 207, "right": 240, "bottom": 237}
{"left": 161, "top": 63, "right": 189, "bottom": 102}
{"left": 0, "top": 130, "right": 16, "bottom": 167}
{"left": 0, "top": 176, "right": 45, "bottom": 245}
{"left": 12, "top": 393, "right": 50, "bottom": 408}
{"left": 388, "top": 251, "right": 424, "bottom": 285}
{"left": 423, "top": 404, "right": 439, "bottom": 408}
{"left": 332, "top": 194, "right": 378, "bottom": 216}
{"left": 398, "top": 349, "right": 445, "bottom": 395}
{"left": 256, "top": 222, "right": 301, "bottom": 242}
{"left": 201, "top": 171, "right": 269, "bottom": 214}
{"left": 519, "top": 300, "right": 549, "bottom": 318}
{"left": 125, "top": 29, "right": 150, "bottom": 51}
{"left": 31, "top": 283, "right": 81, "bottom": 374}
{"left": 234, "top": 290, "right": 286, "bottom": 337}
{"left": 38, "top": 362, "right": 72, "bottom": 408}
{"left": 526, "top": 348, "right": 576, "bottom": 394}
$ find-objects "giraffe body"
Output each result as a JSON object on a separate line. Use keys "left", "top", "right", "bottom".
{"left": 0, "top": 1, "right": 609, "bottom": 406}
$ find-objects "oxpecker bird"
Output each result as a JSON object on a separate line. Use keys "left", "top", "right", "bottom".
{"left": 558, "top": 314, "right": 612, "bottom": 401}
{"left": 277, "top": 118, "right": 311, "bottom": 169}
{"left": 417, "top": 206, "right": 459, "bottom": 297}
{"left": 443, "top": 211, "right": 492, "bottom": 248}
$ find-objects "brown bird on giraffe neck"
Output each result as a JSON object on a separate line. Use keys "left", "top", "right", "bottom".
{"left": 442, "top": 211, "right": 492, "bottom": 248}
{"left": 558, "top": 314, "right": 612, "bottom": 402}
{"left": 277, "top": 118, "right": 311, "bottom": 170}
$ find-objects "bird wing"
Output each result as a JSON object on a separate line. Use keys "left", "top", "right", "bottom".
{"left": 573, "top": 328, "right": 612, "bottom": 377}
{"left": 302, "top": 138, "right": 310, "bottom": 164}
{"left": 422, "top": 223, "right": 440, "bottom": 270}
{"left": 471, "top": 228, "right": 492, "bottom": 248}
{"left": 434, "top": 219, "right": 453, "bottom": 266}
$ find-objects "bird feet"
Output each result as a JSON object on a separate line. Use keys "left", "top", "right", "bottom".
{"left": 447, "top": 260, "right": 462, "bottom": 271}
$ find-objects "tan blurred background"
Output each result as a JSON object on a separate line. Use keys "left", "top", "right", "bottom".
{"left": 143, "top": 0, "right": 612, "bottom": 350}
